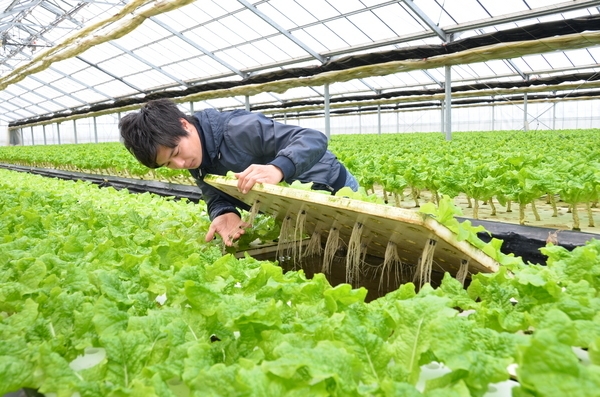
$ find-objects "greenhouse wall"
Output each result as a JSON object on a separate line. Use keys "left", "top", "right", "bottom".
{"left": 5, "top": 98, "right": 600, "bottom": 147}
{"left": 297, "top": 99, "right": 600, "bottom": 135}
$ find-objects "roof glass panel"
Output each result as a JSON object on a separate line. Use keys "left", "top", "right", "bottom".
{"left": 124, "top": 70, "right": 178, "bottom": 90}
{"left": 78, "top": 44, "right": 125, "bottom": 64}
{"left": 88, "top": 80, "right": 141, "bottom": 98}
{"left": 162, "top": 59, "right": 224, "bottom": 82}
{"left": 482, "top": 60, "right": 515, "bottom": 76}
{"left": 76, "top": 88, "right": 113, "bottom": 103}
{"left": 219, "top": 45, "right": 262, "bottom": 70}
{"left": 50, "top": 77, "right": 86, "bottom": 94}
{"left": 13, "top": 77, "right": 43, "bottom": 91}
{"left": 478, "top": 0, "right": 529, "bottom": 17}
{"left": 569, "top": 48, "right": 599, "bottom": 65}
{"left": 32, "top": 84, "right": 63, "bottom": 100}
{"left": 50, "top": 58, "right": 88, "bottom": 75}
{"left": 299, "top": 1, "right": 340, "bottom": 20}
{"left": 154, "top": 4, "right": 205, "bottom": 29}
{"left": 202, "top": 0, "right": 239, "bottom": 19}
{"left": 542, "top": 52, "right": 576, "bottom": 70}
{"left": 277, "top": 28, "right": 326, "bottom": 54}
{"left": 5, "top": 84, "right": 27, "bottom": 96}
{"left": 371, "top": 3, "right": 428, "bottom": 36}
{"left": 267, "top": 35, "right": 307, "bottom": 58}
{"left": 230, "top": 9, "right": 278, "bottom": 39}
{"left": 98, "top": 54, "right": 151, "bottom": 78}
{"left": 461, "top": 62, "right": 499, "bottom": 79}
{"left": 256, "top": 2, "right": 297, "bottom": 29}
{"left": 213, "top": 18, "right": 249, "bottom": 47}
{"left": 265, "top": 0, "right": 317, "bottom": 27}
{"left": 186, "top": 23, "right": 236, "bottom": 51}
{"left": 7, "top": 95, "right": 31, "bottom": 109}
{"left": 70, "top": 68, "right": 113, "bottom": 86}
{"left": 301, "top": 24, "right": 347, "bottom": 51}
{"left": 322, "top": 19, "right": 365, "bottom": 46}
{"left": 51, "top": 95, "right": 84, "bottom": 109}
{"left": 346, "top": 10, "right": 398, "bottom": 42}
{"left": 36, "top": 100, "right": 66, "bottom": 112}
{"left": 251, "top": 39, "right": 293, "bottom": 63}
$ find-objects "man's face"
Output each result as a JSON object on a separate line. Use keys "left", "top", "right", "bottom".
{"left": 155, "top": 119, "right": 203, "bottom": 169}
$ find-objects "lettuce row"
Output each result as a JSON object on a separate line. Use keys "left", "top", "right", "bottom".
{"left": 0, "top": 169, "right": 599, "bottom": 396}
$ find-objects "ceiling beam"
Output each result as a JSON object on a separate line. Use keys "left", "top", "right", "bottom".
{"left": 402, "top": 0, "right": 448, "bottom": 42}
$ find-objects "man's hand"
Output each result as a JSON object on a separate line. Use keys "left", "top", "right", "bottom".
{"left": 235, "top": 164, "right": 283, "bottom": 194}
{"left": 205, "top": 212, "right": 250, "bottom": 246}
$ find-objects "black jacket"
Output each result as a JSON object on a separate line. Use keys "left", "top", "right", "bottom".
{"left": 187, "top": 109, "right": 347, "bottom": 220}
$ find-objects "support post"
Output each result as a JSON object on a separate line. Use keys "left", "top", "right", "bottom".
{"left": 444, "top": 65, "right": 452, "bottom": 140}
{"left": 440, "top": 100, "right": 445, "bottom": 133}
{"left": 324, "top": 83, "right": 330, "bottom": 140}
{"left": 73, "top": 119, "right": 78, "bottom": 144}
{"left": 57, "top": 122, "right": 61, "bottom": 145}
{"left": 523, "top": 92, "right": 529, "bottom": 131}
{"left": 93, "top": 116, "right": 98, "bottom": 143}
{"left": 358, "top": 106, "right": 362, "bottom": 134}
{"left": 43, "top": 124, "right": 47, "bottom": 145}
{"left": 552, "top": 96, "right": 556, "bottom": 130}
{"left": 245, "top": 95, "right": 250, "bottom": 112}
{"left": 491, "top": 96, "right": 495, "bottom": 131}
{"left": 377, "top": 104, "right": 381, "bottom": 135}
{"left": 30, "top": 126, "right": 34, "bottom": 145}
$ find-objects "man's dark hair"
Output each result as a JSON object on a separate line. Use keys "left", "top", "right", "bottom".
{"left": 119, "top": 99, "right": 194, "bottom": 168}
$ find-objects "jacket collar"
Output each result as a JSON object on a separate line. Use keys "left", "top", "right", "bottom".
{"left": 192, "top": 113, "right": 216, "bottom": 169}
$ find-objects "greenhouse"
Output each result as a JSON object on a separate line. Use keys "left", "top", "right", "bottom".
{"left": 1, "top": 0, "right": 600, "bottom": 396}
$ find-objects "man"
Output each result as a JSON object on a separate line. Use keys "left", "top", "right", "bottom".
{"left": 119, "top": 98, "right": 359, "bottom": 246}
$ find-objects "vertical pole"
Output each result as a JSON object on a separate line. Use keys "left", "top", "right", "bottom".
{"left": 284, "top": 113, "right": 287, "bottom": 123}
{"left": 118, "top": 112, "right": 123, "bottom": 143}
{"left": 324, "top": 83, "right": 330, "bottom": 140}
{"left": 358, "top": 106, "right": 362, "bottom": 134}
{"left": 552, "top": 99, "right": 556, "bottom": 130}
{"left": 73, "top": 119, "right": 78, "bottom": 144}
{"left": 396, "top": 108, "right": 399, "bottom": 133}
{"left": 57, "top": 122, "right": 61, "bottom": 145}
{"left": 245, "top": 95, "right": 250, "bottom": 112}
{"left": 43, "top": 124, "right": 47, "bottom": 145}
{"left": 93, "top": 116, "right": 98, "bottom": 143}
{"left": 491, "top": 96, "right": 495, "bottom": 131}
{"left": 377, "top": 104, "right": 381, "bottom": 135}
{"left": 190, "top": 101, "right": 194, "bottom": 114}
{"left": 20, "top": 128, "right": 24, "bottom": 145}
{"left": 523, "top": 93, "right": 529, "bottom": 131}
{"left": 441, "top": 100, "right": 445, "bottom": 134}
{"left": 30, "top": 126, "right": 34, "bottom": 145}
{"left": 444, "top": 65, "right": 452, "bottom": 140}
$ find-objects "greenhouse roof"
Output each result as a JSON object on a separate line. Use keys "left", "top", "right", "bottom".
{"left": 1, "top": 0, "right": 600, "bottom": 126}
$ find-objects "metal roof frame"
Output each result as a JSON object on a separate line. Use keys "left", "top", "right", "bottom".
{"left": 0, "top": 0, "right": 599, "bottom": 126}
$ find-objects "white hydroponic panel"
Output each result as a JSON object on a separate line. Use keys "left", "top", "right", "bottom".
{"left": 205, "top": 175, "right": 499, "bottom": 282}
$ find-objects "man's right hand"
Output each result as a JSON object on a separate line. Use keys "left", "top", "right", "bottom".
{"left": 205, "top": 212, "right": 250, "bottom": 246}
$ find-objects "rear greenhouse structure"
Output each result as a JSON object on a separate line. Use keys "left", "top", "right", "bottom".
{"left": 1, "top": 1, "right": 600, "bottom": 396}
